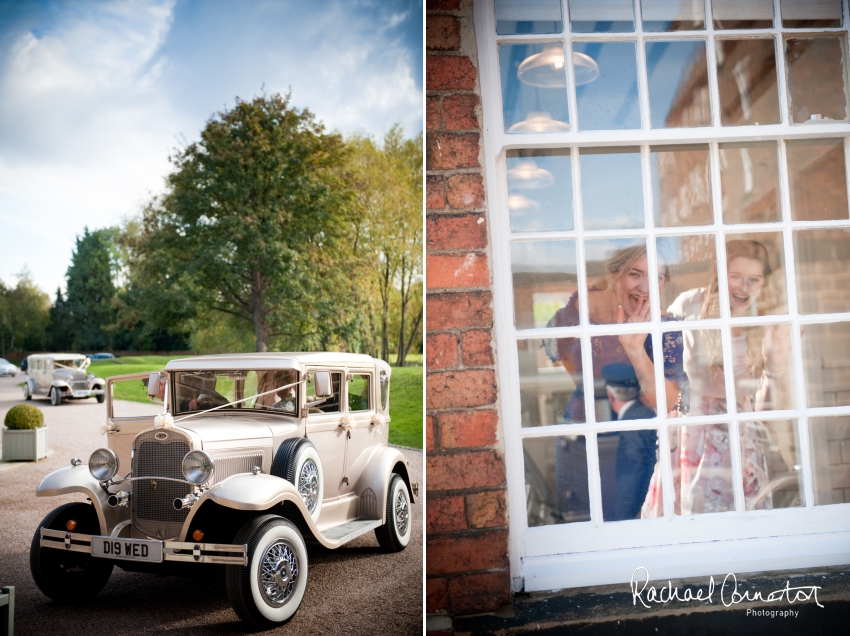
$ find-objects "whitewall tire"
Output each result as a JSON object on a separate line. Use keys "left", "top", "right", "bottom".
{"left": 226, "top": 515, "right": 308, "bottom": 629}
{"left": 375, "top": 474, "right": 411, "bottom": 552}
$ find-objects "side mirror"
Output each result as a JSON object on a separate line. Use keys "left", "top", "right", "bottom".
{"left": 147, "top": 372, "right": 161, "bottom": 397}
{"left": 314, "top": 371, "right": 332, "bottom": 397}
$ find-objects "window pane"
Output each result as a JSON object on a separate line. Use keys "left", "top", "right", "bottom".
{"left": 590, "top": 336, "right": 655, "bottom": 423}
{"left": 727, "top": 232, "right": 788, "bottom": 316}
{"left": 646, "top": 41, "right": 711, "bottom": 128}
{"left": 794, "top": 228, "right": 850, "bottom": 314}
{"left": 507, "top": 149, "right": 573, "bottom": 232}
{"left": 666, "top": 329, "right": 728, "bottom": 415}
{"left": 524, "top": 436, "right": 591, "bottom": 526}
{"left": 658, "top": 234, "right": 717, "bottom": 316}
{"left": 719, "top": 142, "right": 781, "bottom": 224}
{"left": 599, "top": 430, "right": 660, "bottom": 521}
{"left": 573, "top": 42, "right": 640, "bottom": 130}
{"left": 781, "top": 0, "right": 842, "bottom": 29}
{"left": 512, "top": 240, "right": 578, "bottom": 330}
{"left": 734, "top": 324, "right": 796, "bottom": 412}
{"left": 519, "top": 338, "right": 582, "bottom": 427}
{"left": 670, "top": 423, "right": 735, "bottom": 514}
{"left": 712, "top": 0, "right": 774, "bottom": 29}
{"left": 111, "top": 376, "right": 164, "bottom": 418}
{"left": 500, "top": 43, "right": 570, "bottom": 134}
{"left": 786, "top": 37, "right": 849, "bottom": 123}
{"left": 802, "top": 322, "right": 850, "bottom": 408}
{"left": 787, "top": 139, "right": 849, "bottom": 221}
{"left": 584, "top": 237, "right": 648, "bottom": 324}
{"left": 348, "top": 374, "right": 370, "bottom": 412}
{"left": 741, "top": 419, "right": 804, "bottom": 510}
{"left": 580, "top": 149, "right": 644, "bottom": 229}
{"left": 496, "top": 0, "right": 563, "bottom": 35}
{"left": 568, "top": 0, "right": 634, "bottom": 33}
{"left": 642, "top": 0, "right": 705, "bottom": 31}
{"left": 651, "top": 145, "right": 713, "bottom": 226}
{"left": 809, "top": 416, "right": 850, "bottom": 505}
{"left": 716, "top": 39, "right": 780, "bottom": 126}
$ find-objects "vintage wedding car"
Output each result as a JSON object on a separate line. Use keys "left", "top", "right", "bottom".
{"left": 30, "top": 352, "right": 416, "bottom": 628}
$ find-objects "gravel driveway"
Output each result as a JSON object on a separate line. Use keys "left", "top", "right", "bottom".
{"left": 0, "top": 374, "right": 423, "bottom": 635}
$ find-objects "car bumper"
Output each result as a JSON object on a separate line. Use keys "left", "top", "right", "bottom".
{"left": 39, "top": 528, "right": 247, "bottom": 565}
{"left": 69, "top": 389, "right": 104, "bottom": 398}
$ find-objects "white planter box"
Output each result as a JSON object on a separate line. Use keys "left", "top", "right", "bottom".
{"left": 2, "top": 426, "right": 48, "bottom": 461}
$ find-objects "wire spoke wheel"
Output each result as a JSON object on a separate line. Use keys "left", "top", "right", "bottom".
{"left": 394, "top": 487, "right": 409, "bottom": 536}
{"left": 298, "top": 459, "right": 319, "bottom": 514}
{"left": 259, "top": 539, "right": 299, "bottom": 606}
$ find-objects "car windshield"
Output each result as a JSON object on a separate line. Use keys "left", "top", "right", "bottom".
{"left": 0, "top": 359, "right": 9, "bottom": 365}
{"left": 173, "top": 369, "right": 299, "bottom": 417}
{"left": 54, "top": 359, "right": 86, "bottom": 369}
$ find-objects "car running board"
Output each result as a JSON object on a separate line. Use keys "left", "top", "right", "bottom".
{"left": 320, "top": 518, "right": 382, "bottom": 544}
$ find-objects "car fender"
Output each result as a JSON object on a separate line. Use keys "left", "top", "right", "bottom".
{"left": 50, "top": 379, "right": 70, "bottom": 389}
{"left": 36, "top": 465, "right": 128, "bottom": 535}
{"left": 184, "top": 473, "right": 337, "bottom": 547}
{"left": 354, "top": 445, "right": 414, "bottom": 524}
{"left": 25, "top": 377, "right": 38, "bottom": 393}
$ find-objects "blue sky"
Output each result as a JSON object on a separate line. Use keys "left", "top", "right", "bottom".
{"left": 0, "top": 0, "right": 423, "bottom": 295}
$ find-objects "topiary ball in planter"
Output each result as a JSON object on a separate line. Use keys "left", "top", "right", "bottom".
{"left": 5, "top": 403, "right": 45, "bottom": 429}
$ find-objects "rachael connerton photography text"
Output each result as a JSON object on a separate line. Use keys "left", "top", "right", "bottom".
{"left": 630, "top": 567, "right": 824, "bottom": 609}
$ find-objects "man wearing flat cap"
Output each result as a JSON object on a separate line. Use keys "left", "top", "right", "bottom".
{"left": 598, "top": 363, "right": 657, "bottom": 521}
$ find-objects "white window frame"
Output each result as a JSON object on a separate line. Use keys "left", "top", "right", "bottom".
{"left": 475, "top": 0, "right": 850, "bottom": 593}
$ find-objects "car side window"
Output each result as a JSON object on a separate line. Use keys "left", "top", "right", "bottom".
{"left": 348, "top": 374, "right": 371, "bottom": 412}
{"left": 306, "top": 371, "right": 342, "bottom": 414}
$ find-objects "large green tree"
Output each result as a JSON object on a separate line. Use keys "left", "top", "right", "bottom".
{"left": 133, "top": 93, "right": 359, "bottom": 352}
{"left": 0, "top": 270, "right": 50, "bottom": 356}
{"left": 63, "top": 227, "right": 120, "bottom": 350}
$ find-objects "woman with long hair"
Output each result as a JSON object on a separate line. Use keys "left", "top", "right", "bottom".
{"left": 642, "top": 239, "right": 791, "bottom": 516}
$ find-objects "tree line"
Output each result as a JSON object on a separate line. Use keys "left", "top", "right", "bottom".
{"left": 0, "top": 94, "right": 422, "bottom": 364}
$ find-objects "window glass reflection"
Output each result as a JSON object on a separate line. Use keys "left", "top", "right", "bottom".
{"left": 712, "top": 0, "right": 774, "bottom": 29}
{"left": 500, "top": 43, "right": 570, "bottom": 134}
{"left": 646, "top": 41, "right": 710, "bottom": 128}
{"left": 642, "top": 0, "right": 705, "bottom": 31}
{"left": 573, "top": 42, "right": 640, "bottom": 130}
{"left": 669, "top": 423, "right": 735, "bottom": 514}
{"left": 496, "top": 0, "right": 563, "bottom": 35}
{"left": 569, "top": 0, "right": 634, "bottom": 33}
{"left": 808, "top": 416, "right": 850, "bottom": 506}
{"left": 657, "top": 234, "right": 717, "bottom": 316}
{"left": 741, "top": 419, "right": 804, "bottom": 510}
{"left": 720, "top": 142, "right": 781, "bottom": 224}
{"left": 781, "top": 0, "right": 842, "bottom": 28}
{"left": 802, "top": 322, "right": 850, "bottom": 408}
{"left": 728, "top": 232, "right": 788, "bottom": 317}
{"left": 511, "top": 240, "right": 578, "bottom": 330}
{"left": 786, "top": 37, "right": 849, "bottom": 123}
{"left": 794, "top": 229, "right": 850, "bottom": 315}
{"left": 507, "top": 149, "right": 573, "bottom": 232}
{"left": 524, "top": 436, "right": 590, "bottom": 527}
{"left": 599, "top": 429, "right": 660, "bottom": 521}
{"left": 716, "top": 39, "right": 780, "bottom": 126}
{"left": 734, "top": 325, "right": 796, "bottom": 412}
{"left": 651, "top": 145, "right": 713, "bottom": 226}
{"left": 519, "top": 338, "right": 582, "bottom": 427}
{"left": 580, "top": 148, "right": 644, "bottom": 229}
{"left": 787, "top": 139, "right": 849, "bottom": 221}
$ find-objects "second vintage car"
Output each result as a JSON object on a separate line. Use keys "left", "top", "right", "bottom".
{"left": 30, "top": 352, "right": 416, "bottom": 628}
{"left": 23, "top": 353, "right": 105, "bottom": 405}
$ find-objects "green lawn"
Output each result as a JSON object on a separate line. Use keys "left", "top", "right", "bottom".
{"left": 89, "top": 356, "right": 422, "bottom": 449}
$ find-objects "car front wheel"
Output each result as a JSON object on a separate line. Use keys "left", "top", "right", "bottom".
{"left": 96, "top": 393, "right": 105, "bottom": 404}
{"left": 30, "top": 502, "right": 113, "bottom": 602}
{"left": 50, "top": 387, "right": 63, "bottom": 406}
{"left": 225, "top": 515, "right": 308, "bottom": 629}
{"left": 374, "top": 474, "right": 412, "bottom": 552}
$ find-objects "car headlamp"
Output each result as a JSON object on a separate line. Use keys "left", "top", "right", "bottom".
{"left": 88, "top": 448, "right": 119, "bottom": 481}
{"left": 182, "top": 450, "right": 215, "bottom": 485}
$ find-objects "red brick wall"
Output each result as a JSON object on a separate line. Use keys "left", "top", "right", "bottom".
{"left": 426, "top": 0, "right": 511, "bottom": 617}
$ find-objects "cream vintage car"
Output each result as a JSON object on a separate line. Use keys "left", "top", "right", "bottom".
{"left": 30, "top": 352, "right": 416, "bottom": 628}
{"left": 23, "top": 353, "right": 106, "bottom": 405}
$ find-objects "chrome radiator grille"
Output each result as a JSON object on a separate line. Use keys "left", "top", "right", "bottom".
{"left": 209, "top": 452, "right": 264, "bottom": 486}
{"left": 71, "top": 380, "right": 87, "bottom": 391}
{"left": 131, "top": 429, "right": 191, "bottom": 539}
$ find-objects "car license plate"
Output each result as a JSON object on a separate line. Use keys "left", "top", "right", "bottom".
{"left": 73, "top": 390, "right": 90, "bottom": 398}
{"left": 91, "top": 536, "right": 163, "bottom": 562}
